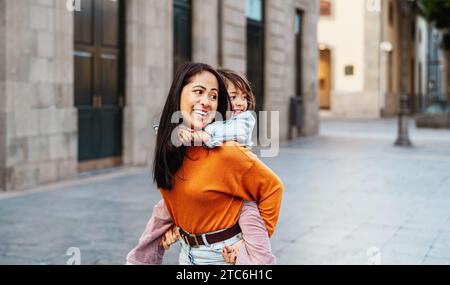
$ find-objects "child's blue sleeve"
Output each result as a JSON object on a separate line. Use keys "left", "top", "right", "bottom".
{"left": 204, "top": 112, "right": 255, "bottom": 148}
{"left": 204, "top": 122, "right": 222, "bottom": 148}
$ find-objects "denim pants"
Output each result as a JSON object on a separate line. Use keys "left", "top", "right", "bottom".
{"left": 178, "top": 230, "right": 243, "bottom": 265}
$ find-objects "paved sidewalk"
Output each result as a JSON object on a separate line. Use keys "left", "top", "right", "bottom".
{"left": 1, "top": 118, "right": 450, "bottom": 265}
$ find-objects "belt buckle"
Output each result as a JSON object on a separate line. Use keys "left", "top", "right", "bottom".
{"left": 189, "top": 233, "right": 200, "bottom": 248}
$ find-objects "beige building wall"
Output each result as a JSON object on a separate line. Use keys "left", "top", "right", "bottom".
{"left": 318, "top": 0, "right": 365, "bottom": 93}
{"left": 318, "top": 0, "right": 413, "bottom": 118}
{"left": 123, "top": 0, "right": 173, "bottom": 166}
{"left": 318, "top": 0, "right": 380, "bottom": 118}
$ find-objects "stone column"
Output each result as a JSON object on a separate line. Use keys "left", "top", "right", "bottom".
{"left": 123, "top": 0, "right": 173, "bottom": 166}
{"left": 297, "top": 0, "right": 319, "bottom": 137}
{"left": 1, "top": 0, "right": 77, "bottom": 191}
{"left": 221, "top": 0, "right": 246, "bottom": 74}
{"left": 265, "top": 0, "right": 291, "bottom": 141}
{"left": 364, "top": 0, "right": 382, "bottom": 117}
{"left": 265, "top": 0, "right": 319, "bottom": 141}
{"left": 192, "top": 0, "right": 219, "bottom": 66}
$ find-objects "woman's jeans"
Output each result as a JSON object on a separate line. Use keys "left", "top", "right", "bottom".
{"left": 178, "top": 230, "right": 243, "bottom": 265}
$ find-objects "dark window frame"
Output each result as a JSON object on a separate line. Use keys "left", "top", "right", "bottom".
{"left": 320, "top": 0, "right": 332, "bottom": 17}
{"left": 173, "top": 0, "right": 193, "bottom": 75}
{"left": 246, "top": 0, "right": 265, "bottom": 113}
{"left": 295, "top": 9, "right": 304, "bottom": 96}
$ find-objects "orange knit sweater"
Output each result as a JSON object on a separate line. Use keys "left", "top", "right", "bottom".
{"left": 159, "top": 141, "right": 283, "bottom": 237}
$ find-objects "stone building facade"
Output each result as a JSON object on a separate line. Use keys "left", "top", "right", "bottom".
{"left": 0, "top": 0, "right": 319, "bottom": 191}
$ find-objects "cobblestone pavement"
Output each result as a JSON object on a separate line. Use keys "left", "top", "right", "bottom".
{"left": 1, "top": 118, "right": 450, "bottom": 265}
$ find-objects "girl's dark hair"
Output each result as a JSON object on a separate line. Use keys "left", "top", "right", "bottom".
{"left": 154, "top": 62, "right": 229, "bottom": 190}
{"left": 217, "top": 68, "right": 256, "bottom": 111}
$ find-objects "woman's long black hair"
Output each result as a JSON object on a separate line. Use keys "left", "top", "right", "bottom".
{"left": 153, "top": 62, "right": 229, "bottom": 190}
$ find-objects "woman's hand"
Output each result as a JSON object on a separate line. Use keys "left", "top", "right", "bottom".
{"left": 221, "top": 239, "right": 244, "bottom": 264}
{"left": 193, "top": 130, "right": 211, "bottom": 144}
{"left": 175, "top": 126, "right": 193, "bottom": 147}
{"left": 159, "top": 225, "right": 180, "bottom": 250}
{"left": 175, "top": 126, "right": 211, "bottom": 147}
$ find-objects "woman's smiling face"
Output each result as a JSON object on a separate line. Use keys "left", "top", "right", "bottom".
{"left": 180, "top": 71, "right": 219, "bottom": 130}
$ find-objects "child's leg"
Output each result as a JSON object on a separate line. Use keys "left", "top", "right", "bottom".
{"left": 235, "top": 201, "right": 277, "bottom": 265}
{"left": 126, "top": 199, "right": 174, "bottom": 265}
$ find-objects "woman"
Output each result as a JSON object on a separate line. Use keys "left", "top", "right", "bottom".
{"left": 141, "top": 62, "right": 283, "bottom": 265}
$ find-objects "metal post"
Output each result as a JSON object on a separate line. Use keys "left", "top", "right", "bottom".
{"left": 395, "top": 0, "right": 413, "bottom": 147}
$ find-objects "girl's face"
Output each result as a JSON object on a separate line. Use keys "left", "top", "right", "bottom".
{"left": 227, "top": 82, "right": 248, "bottom": 116}
{"left": 180, "top": 71, "right": 219, "bottom": 130}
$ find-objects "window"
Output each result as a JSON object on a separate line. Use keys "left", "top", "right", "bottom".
{"left": 246, "top": 0, "right": 265, "bottom": 112}
{"left": 344, "top": 65, "right": 354, "bottom": 76}
{"left": 246, "top": 0, "right": 263, "bottom": 21}
{"left": 295, "top": 10, "right": 303, "bottom": 96}
{"left": 320, "top": 0, "right": 332, "bottom": 17}
{"left": 173, "top": 0, "right": 192, "bottom": 74}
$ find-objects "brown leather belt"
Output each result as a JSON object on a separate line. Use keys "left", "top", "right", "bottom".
{"left": 178, "top": 224, "right": 241, "bottom": 248}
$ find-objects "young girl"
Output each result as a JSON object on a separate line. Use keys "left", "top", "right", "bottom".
{"left": 126, "top": 68, "right": 279, "bottom": 265}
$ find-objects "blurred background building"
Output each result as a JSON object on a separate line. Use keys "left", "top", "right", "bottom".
{"left": 0, "top": 0, "right": 319, "bottom": 191}
{"left": 317, "top": 0, "right": 449, "bottom": 118}
{"left": 318, "top": 0, "right": 412, "bottom": 118}
{"left": 416, "top": 16, "right": 449, "bottom": 106}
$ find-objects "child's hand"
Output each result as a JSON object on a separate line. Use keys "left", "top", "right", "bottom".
{"left": 221, "top": 239, "right": 244, "bottom": 264}
{"left": 159, "top": 225, "right": 180, "bottom": 250}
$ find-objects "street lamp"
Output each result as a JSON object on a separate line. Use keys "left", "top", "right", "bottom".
{"left": 395, "top": 0, "right": 414, "bottom": 147}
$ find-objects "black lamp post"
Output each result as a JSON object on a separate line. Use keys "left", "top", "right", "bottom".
{"left": 395, "top": 0, "right": 414, "bottom": 147}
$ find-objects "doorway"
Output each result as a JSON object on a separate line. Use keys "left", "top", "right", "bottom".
{"left": 74, "top": 0, "right": 125, "bottom": 172}
{"left": 319, "top": 48, "right": 331, "bottom": 110}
